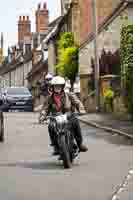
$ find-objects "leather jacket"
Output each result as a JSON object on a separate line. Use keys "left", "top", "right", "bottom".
{"left": 43, "top": 92, "right": 85, "bottom": 115}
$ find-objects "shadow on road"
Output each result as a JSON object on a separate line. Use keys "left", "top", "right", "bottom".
{"left": 0, "top": 161, "right": 64, "bottom": 170}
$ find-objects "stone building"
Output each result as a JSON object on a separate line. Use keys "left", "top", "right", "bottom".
{"left": 0, "top": 2, "right": 50, "bottom": 89}
{"left": 0, "top": 15, "right": 32, "bottom": 88}
{"left": 79, "top": 0, "right": 133, "bottom": 111}
{"left": 79, "top": 0, "right": 125, "bottom": 101}
{"left": 0, "top": 44, "right": 32, "bottom": 88}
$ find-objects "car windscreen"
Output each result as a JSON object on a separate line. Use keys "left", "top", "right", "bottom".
{"left": 6, "top": 88, "right": 31, "bottom": 95}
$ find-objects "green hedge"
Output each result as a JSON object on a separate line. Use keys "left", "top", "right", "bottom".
{"left": 120, "top": 25, "right": 133, "bottom": 119}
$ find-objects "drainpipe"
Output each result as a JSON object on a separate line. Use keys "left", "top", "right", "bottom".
{"left": 91, "top": 0, "right": 100, "bottom": 112}
{"left": 23, "top": 65, "right": 24, "bottom": 86}
{"left": 60, "top": 0, "right": 64, "bottom": 15}
{"left": 9, "top": 71, "right": 11, "bottom": 87}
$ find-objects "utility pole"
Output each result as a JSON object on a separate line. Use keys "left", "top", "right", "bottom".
{"left": 91, "top": 0, "right": 100, "bottom": 112}
{"left": 60, "top": 0, "right": 64, "bottom": 15}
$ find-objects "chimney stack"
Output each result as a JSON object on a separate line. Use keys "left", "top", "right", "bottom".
{"left": 43, "top": 2, "right": 46, "bottom": 9}
{"left": 18, "top": 15, "right": 31, "bottom": 43}
{"left": 35, "top": 2, "right": 49, "bottom": 34}
{"left": 38, "top": 3, "right": 41, "bottom": 9}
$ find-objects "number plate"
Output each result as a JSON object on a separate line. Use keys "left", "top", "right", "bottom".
{"left": 16, "top": 102, "right": 25, "bottom": 105}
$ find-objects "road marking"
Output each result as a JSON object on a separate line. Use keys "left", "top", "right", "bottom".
{"left": 111, "top": 168, "right": 133, "bottom": 200}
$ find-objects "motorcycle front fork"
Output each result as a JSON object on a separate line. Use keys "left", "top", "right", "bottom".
{"left": 58, "top": 132, "right": 78, "bottom": 157}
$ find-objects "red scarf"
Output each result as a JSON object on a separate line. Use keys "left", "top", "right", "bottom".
{"left": 53, "top": 94, "right": 62, "bottom": 111}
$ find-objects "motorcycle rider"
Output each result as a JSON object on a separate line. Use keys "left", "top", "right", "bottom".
{"left": 64, "top": 78, "right": 71, "bottom": 93}
{"left": 38, "top": 73, "right": 53, "bottom": 123}
{"left": 45, "top": 73, "right": 53, "bottom": 95}
{"left": 42, "top": 76, "right": 88, "bottom": 155}
{"left": 39, "top": 73, "right": 53, "bottom": 104}
{"left": 73, "top": 75, "right": 80, "bottom": 99}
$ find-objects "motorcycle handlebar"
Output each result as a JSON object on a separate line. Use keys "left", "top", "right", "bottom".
{"left": 46, "top": 112, "right": 86, "bottom": 120}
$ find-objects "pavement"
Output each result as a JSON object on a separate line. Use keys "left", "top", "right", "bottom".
{"left": 0, "top": 112, "right": 133, "bottom": 199}
{"left": 79, "top": 113, "right": 133, "bottom": 138}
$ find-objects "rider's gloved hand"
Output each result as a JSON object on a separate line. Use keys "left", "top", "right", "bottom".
{"left": 34, "top": 104, "right": 43, "bottom": 112}
{"left": 79, "top": 109, "right": 86, "bottom": 115}
{"left": 40, "top": 115, "right": 46, "bottom": 120}
{"left": 41, "top": 110, "right": 46, "bottom": 115}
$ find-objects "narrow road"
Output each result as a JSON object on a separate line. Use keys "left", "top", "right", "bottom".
{"left": 0, "top": 113, "right": 133, "bottom": 200}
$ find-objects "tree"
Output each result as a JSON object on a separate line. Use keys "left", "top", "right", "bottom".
{"left": 55, "top": 32, "right": 79, "bottom": 81}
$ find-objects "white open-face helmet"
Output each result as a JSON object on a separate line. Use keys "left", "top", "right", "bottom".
{"left": 51, "top": 76, "right": 65, "bottom": 86}
{"left": 45, "top": 73, "right": 53, "bottom": 80}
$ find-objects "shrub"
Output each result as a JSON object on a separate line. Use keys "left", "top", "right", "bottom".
{"left": 120, "top": 24, "right": 133, "bottom": 119}
{"left": 103, "top": 87, "right": 114, "bottom": 105}
{"left": 55, "top": 32, "right": 79, "bottom": 81}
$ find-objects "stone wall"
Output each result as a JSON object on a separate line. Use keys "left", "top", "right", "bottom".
{"left": 48, "top": 41, "right": 56, "bottom": 75}
{"left": 113, "top": 96, "right": 127, "bottom": 113}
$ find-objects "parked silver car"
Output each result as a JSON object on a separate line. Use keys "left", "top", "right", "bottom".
{"left": 4, "top": 87, "right": 33, "bottom": 112}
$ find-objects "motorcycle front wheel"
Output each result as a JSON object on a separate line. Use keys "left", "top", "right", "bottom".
{"left": 0, "top": 111, "right": 4, "bottom": 142}
{"left": 60, "top": 135, "right": 72, "bottom": 169}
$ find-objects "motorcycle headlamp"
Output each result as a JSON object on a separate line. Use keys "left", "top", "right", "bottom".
{"left": 55, "top": 115, "right": 67, "bottom": 124}
{"left": 55, "top": 115, "right": 67, "bottom": 130}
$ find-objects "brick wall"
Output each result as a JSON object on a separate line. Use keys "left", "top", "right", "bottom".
{"left": 97, "top": 0, "right": 121, "bottom": 26}
{"left": 35, "top": 3, "right": 49, "bottom": 34}
{"left": 79, "top": 0, "right": 121, "bottom": 45}
{"left": 79, "top": 0, "right": 92, "bottom": 45}
{"left": 18, "top": 16, "right": 31, "bottom": 43}
{"left": 71, "top": 0, "right": 80, "bottom": 45}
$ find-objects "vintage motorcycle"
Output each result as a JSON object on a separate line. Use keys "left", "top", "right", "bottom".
{"left": 47, "top": 112, "right": 79, "bottom": 169}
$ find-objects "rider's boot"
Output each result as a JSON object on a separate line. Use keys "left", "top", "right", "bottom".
{"left": 78, "top": 143, "right": 88, "bottom": 152}
{"left": 52, "top": 146, "right": 60, "bottom": 156}
{"left": 72, "top": 117, "right": 88, "bottom": 152}
{"left": 49, "top": 132, "right": 59, "bottom": 155}
{"left": 48, "top": 126, "right": 56, "bottom": 146}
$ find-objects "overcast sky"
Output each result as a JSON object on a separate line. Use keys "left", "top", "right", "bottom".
{"left": 0, "top": 0, "right": 61, "bottom": 55}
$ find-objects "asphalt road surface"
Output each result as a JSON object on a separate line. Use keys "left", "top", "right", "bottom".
{"left": 0, "top": 112, "right": 133, "bottom": 200}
